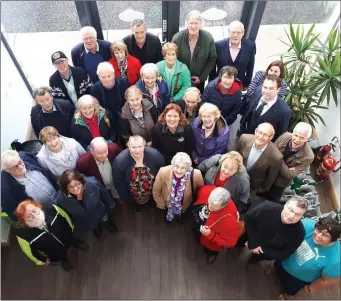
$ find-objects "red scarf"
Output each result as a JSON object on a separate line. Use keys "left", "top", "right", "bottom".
{"left": 83, "top": 115, "right": 101, "bottom": 138}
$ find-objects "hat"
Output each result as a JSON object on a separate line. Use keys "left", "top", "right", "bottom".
{"left": 51, "top": 51, "right": 67, "bottom": 64}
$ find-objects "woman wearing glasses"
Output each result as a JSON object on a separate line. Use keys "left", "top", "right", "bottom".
{"left": 57, "top": 170, "right": 116, "bottom": 238}
{"left": 271, "top": 215, "right": 341, "bottom": 300}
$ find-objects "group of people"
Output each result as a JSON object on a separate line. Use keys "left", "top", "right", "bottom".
{"left": 1, "top": 10, "right": 340, "bottom": 300}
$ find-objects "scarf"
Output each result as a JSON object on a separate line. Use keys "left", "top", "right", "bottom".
{"left": 130, "top": 108, "right": 145, "bottom": 125}
{"left": 83, "top": 115, "right": 101, "bottom": 138}
{"left": 117, "top": 59, "right": 128, "bottom": 80}
{"left": 166, "top": 167, "right": 192, "bottom": 221}
{"left": 147, "top": 85, "right": 159, "bottom": 107}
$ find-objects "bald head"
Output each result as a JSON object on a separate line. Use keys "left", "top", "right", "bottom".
{"left": 90, "top": 137, "right": 109, "bottom": 163}
{"left": 255, "top": 123, "right": 275, "bottom": 147}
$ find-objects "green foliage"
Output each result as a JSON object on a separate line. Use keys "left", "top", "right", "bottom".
{"left": 280, "top": 24, "right": 341, "bottom": 130}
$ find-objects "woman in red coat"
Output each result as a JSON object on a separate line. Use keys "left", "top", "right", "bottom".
{"left": 192, "top": 185, "right": 240, "bottom": 264}
{"left": 109, "top": 41, "right": 142, "bottom": 85}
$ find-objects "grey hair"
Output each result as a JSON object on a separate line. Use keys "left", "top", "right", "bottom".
{"left": 286, "top": 196, "right": 308, "bottom": 211}
{"left": 293, "top": 122, "right": 312, "bottom": 139}
{"left": 171, "top": 152, "right": 192, "bottom": 170}
{"left": 97, "top": 62, "right": 115, "bottom": 75}
{"left": 131, "top": 19, "right": 146, "bottom": 29}
{"left": 228, "top": 20, "right": 244, "bottom": 32}
{"left": 127, "top": 135, "right": 146, "bottom": 148}
{"left": 185, "top": 10, "right": 204, "bottom": 27}
{"left": 33, "top": 86, "right": 52, "bottom": 99}
{"left": 90, "top": 137, "right": 108, "bottom": 150}
{"left": 80, "top": 26, "right": 97, "bottom": 39}
{"left": 1, "top": 150, "right": 20, "bottom": 170}
{"left": 208, "top": 187, "right": 231, "bottom": 207}
{"left": 140, "top": 63, "right": 159, "bottom": 78}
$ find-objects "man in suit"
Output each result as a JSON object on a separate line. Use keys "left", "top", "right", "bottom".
{"left": 236, "top": 123, "right": 283, "bottom": 197}
{"left": 123, "top": 19, "right": 163, "bottom": 65}
{"left": 76, "top": 137, "right": 121, "bottom": 198}
{"left": 260, "top": 122, "right": 314, "bottom": 202}
{"left": 238, "top": 74, "right": 291, "bottom": 141}
{"left": 209, "top": 20, "right": 256, "bottom": 88}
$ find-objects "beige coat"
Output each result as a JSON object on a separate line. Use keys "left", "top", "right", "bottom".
{"left": 274, "top": 132, "right": 314, "bottom": 187}
{"left": 153, "top": 165, "right": 204, "bottom": 211}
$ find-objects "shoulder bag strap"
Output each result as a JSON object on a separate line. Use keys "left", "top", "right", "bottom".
{"left": 190, "top": 168, "right": 195, "bottom": 202}
{"left": 207, "top": 213, "right": 236, "bottom": 229}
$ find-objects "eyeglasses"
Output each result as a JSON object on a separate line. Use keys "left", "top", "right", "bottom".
{"left": 315, "top": 225, "right": 332, "bottom": 239}
{"left": 255, "top": 129, "right": 271, "bottom": 138}
{"left": 286, "top": 205, "right": 304, "bottom": 218}
{"left": 6, "top": 159, "right": 24, "bottom": 171}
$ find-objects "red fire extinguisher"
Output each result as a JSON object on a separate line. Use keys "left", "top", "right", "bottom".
{"left": 316, "top": 154, "right": 340, "bottom": 180}
{"left": 313, "top": 144, "right": 332, "bottom": 164}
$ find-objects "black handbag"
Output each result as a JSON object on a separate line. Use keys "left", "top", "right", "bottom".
{"left": 10, "top": 139, "right": 43, "bottom": 156}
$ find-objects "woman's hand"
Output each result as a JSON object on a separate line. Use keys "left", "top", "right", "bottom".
{"left": 191, "top": 76, "right": 200, "bottom": 86}
{"left": 200, "top": 225, "right": 211, "bottom": 236}
{"left": 146, "top": 141, "right": 152, "bottom": 147}
{"left": 44, "top": 258, "right": 50, "bottom": 266}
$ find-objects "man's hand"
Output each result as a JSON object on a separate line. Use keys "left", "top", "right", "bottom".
{"left": 200, "top": 225, "right": 211, "bottom": 237}
{"left": 44, "top": 258, "right": 50, "bottom": 266}
{"left": 289, "top": 167, "right": 295, "bottom": 171}
{"left": 250, "top": 246, "right": 263, "bottom": 254}
{"left": 193, "top": 158, "right": 199, "bottom": 165}
{"left": 146, "top": 141, "right": 152, "bottom": 147}
{"left": 191, "top": 76, "right": 200, "bottom": 86}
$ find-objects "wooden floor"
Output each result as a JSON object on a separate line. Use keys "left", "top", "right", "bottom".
{"left": 1, "top": 199, "right": 340, "bottom": 300}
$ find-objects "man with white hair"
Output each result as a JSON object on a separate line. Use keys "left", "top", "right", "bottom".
{"left": 90, "top": 62, "right": 129, "bottom": 138}
{"left": 172, "top": 10, "right": 217, "bottom": 93}
{"left": 1, "top": 150, "right": 58, "bottom": 221}
{"left": 210, "top": 20, "right": 256, "bottom": 89}
{"left": 123, "top": 19, "right": 163, "bottom": 65}
{"left": 76, "top": 137, "right": 121, "bottom": 198}
{"left": 71, "top": 26, "right": 111, "bottom": 83}
{"left": 260, "top": 122, "right": 314, "bottom": 202}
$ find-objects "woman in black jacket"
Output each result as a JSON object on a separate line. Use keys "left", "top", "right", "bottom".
{"left": 71, "top": 95, "right": 116, "bottom": 150}
{"left": 151, "top": 103, "right": 195, "bottom": 165}
{"left": 176, "top": 87, "right": 202, "bottom": 125}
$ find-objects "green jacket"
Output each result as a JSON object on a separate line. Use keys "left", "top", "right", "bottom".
{"left": 172, "top": 29, "right": 217, "bottom": 83}
{"left": 156, "top": 59, "right": 192, "bottom": 102}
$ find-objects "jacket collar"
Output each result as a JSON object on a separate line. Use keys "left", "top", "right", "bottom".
{"left": 161, "top": 124, "right": 185, "bottom": 135}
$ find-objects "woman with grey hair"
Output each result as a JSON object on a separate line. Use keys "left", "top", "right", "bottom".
{"left": 153, "top": 152, "right": 204, "bottom": 223}
{"left": 136, "top": 63, "right": 170, "bottom": 116}
{"left": 172, "top": 10, "right": 217, "bottom": 93}
{"left": 192, "top": 185, "right": 241, "bottom": 264}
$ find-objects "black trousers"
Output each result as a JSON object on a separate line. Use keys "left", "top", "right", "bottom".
{"left": 257, "top": 184, "right": 286, "bottom": 203}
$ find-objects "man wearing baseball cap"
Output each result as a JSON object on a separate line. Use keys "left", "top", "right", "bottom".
{"left": 49, "top": 50, "right": 93, "bottom": 107}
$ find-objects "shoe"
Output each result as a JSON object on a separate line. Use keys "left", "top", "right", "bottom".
{"left": 72, "top": 238, "right": 90, "bottom": 251}
{"left": 60, "top": 259, "right": 72, "bottom": 271}
{"left": 93, "top": 225, "right": 102, "bottom": 239}
{"left": 176, "top": 215, "right": 184, "bottom": 224}
{"left": 264, "top": 263, "right": 275, "bottom": 276}
{"left": 104, "top": 219, "right": 118, "bottom": 233}
{"left": 206, "top": 254, "right": 218, "bottom": 264}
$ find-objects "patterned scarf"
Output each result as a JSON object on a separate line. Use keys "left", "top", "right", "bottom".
{"left": 130, "top": 108, "right": 144, "bottom": 125}
{"left": 117, "top": 59, "right": 128, "bottom": 80}
{"left": 147, "top": 85, "right": 159, "bottom": 107}
{"left": 166, "top": 167, "right": 193, "bottom": 221}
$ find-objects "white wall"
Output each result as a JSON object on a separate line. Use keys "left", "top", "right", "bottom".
{"left": 1, "top": 38, "right": 34, "bottom": 152}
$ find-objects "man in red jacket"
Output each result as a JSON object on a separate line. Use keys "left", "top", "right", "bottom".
{"left": 192, "top": 185, "right": 240, "bottom": 264}
{"left": 76, "top": 137, "right": 121, "bottom": 198}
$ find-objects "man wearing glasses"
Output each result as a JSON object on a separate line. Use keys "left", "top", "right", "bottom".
{"left": 1, "top": 150, "right": 58, "bottom": 222}
{"left": 260, "top": 122, "right": 314, "bottom": 203}
{"left": 235, "top": 196, "right": 307, "bottom": 268}
{"left": 236, "top": 122, "right": 283, "bottom": 200}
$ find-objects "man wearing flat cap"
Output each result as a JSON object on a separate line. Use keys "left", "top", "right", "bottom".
{"left": 49, "top": 51, "right": 93, "bottom": 107}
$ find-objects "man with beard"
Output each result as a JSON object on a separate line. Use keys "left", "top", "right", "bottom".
{"left": 14, "top": 200, "right": 89, "bottom": 271}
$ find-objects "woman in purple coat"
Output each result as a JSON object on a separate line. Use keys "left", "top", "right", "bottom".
{"left": 192, "top": 103, "right": 229, "bottom": 165}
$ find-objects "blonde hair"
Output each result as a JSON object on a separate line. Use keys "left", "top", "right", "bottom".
{"left": 74, "top": 95, "right": 103, "bottom": 120}
{"left": 219, "top": 151, "right": 244, "bottom": 173}
{"left": 162, "top": 42, "right": 178, "bottom": 57}
{"left": 110, "top": 40, "right": 128, "bottom": 58}
{"left": 125, "top": 85, "right": 142, "bottom": 101}
{"left": 199, "top": 103, "right": 221, "bottom": 121}
{"left": 39, "top": 126, "right": 60, "bottom": 144}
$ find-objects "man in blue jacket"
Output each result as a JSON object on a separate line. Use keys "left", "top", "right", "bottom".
{"left": 71, "top": 26, "right": 111, "bottom": 83}
{"left": 239, "top": 74, "right": 291, "bottom": 141}
{"left": 1, "top": 150, "right": 58, "bottom": 221}
{"left": 209, "top": 20, "right": 256, "bottom": 89}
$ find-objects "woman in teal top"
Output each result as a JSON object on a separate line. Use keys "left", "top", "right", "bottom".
{"left": 156, "top": 42, "right": 192, "bottom": 102}
{"left": 273, "top": 216, "right": 340, "bottom": 300}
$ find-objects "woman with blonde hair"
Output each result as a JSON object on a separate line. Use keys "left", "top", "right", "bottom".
{"left": 192, "top": 103, "right": 229, "bottom": 165}
{"left": 108, "top": 40, "right": 142, "bottom": 85}
{"left": 119, "top": 85, "right": 158, "bottom": 146}
{"left": 156, "top": 42, "right": 191, "bottom": 102}
{"left": 198, "top": 151, "right": 250, "bottom": 212}
{"left": 71, "top": 95, "right": 115, "bottom": 150}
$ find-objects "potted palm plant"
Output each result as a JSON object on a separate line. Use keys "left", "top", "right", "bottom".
{"left": 280, "top": 24, "right": 340, "bottom": 131}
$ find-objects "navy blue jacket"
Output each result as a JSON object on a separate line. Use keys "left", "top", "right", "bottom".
{"left": 239, "top": 89, "right": 292, "bottom": 141}
{"left": 209, "top": 38, "right": 256, "bottom": 87}
{"left": 30, "top": 98, "right": 75, "bottom": 139}
{"left": 71, "top": 39, "right": 112, "bottom": 70}
{"left": 202, "top": 77, "right": 243, "bottom": 126}
{"left": 49, "top": 65, "right": 93, "bottom": 102}
{"left": 112, "top": 147, "right": 165, "bottom": 201}
{"left": 57, "top": 176, "right": 115, "bottom": 230}
{"left": 1, "top": 152, "right": 58, "bottom": 221}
